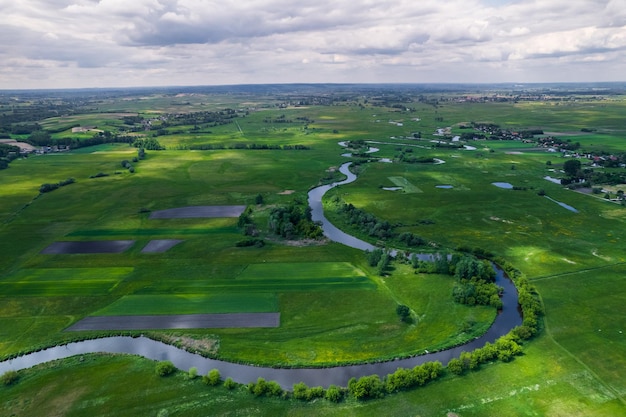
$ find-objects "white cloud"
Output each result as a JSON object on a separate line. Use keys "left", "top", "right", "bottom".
{"left": 0, "top": 0, "right": 624, "bottom": 88}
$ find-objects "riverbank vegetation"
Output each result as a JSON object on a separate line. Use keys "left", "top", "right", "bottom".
{"left": 1, "top": 84, "right": 625, "bottom": 415}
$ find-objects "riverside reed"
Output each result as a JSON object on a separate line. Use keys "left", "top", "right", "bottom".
{"left": 1, "top": 87, "right": 626, "bottom": 416}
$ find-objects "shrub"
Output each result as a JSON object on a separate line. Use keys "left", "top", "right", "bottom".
{"left": 348, "top": 375, "right": 384, "bottom": 400}
{"left": 249, "top": 377, "right": 268, "bottom": 397}
{"left": 202, "top": 369, "right": 221, "bottom": 386}
{"left": 89, "top": 172, "right": 109, "bottom": 178}
{"left": 292, "top": 381, "right": 308, "bottom": 400}
{"left": 325, "top": 385, "right": 342, "bottom": 402}
{"left": 235, "top": 238, "right": 264, "bottom": 247}
{"left": 223, "top": 377, "right": 237, "bottom": 390}
{"left": 1, "top": 370, "right": 19, "bottom": 386}
{"left": 187, "top": 367, "right": 198, "bottom": 379}
{"left": 265, "top": 380, "right": 283, "bottom": 397}
{"left": 396, "top": 304, "right": 411, "bottom": 322}
{"left": 39, "top": 183, "right": 59, "bottom": 193}
{"left": 447, "top": 358, "right": 464, "bottom": 375}
{"left": 155, "top": 360, "right": 176, "bottom": 377}
{"left": 58, "top": 177, "right": 75, "bottom": 186}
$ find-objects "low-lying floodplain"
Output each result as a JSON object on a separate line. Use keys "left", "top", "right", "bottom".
{"left": 1, "top": 84, "right": 625, "bottom": 416}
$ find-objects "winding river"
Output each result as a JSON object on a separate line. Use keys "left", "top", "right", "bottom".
{"left": 0, "top": 162, "right": 522, "bottom": 388}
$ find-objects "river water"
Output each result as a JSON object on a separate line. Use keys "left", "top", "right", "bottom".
{"left": 0, "top": 162, "right": 522, "bottom": 388}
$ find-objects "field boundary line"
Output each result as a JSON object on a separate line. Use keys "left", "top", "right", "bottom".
{"left": 540, "top": 293, "right": 626, "bottom": 408}
{"left": 530, "top": 261, "right": 626, "bottom": 282}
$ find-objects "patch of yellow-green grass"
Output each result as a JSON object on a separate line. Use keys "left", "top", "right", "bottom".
{"left": 0, "top": 268, "right": 133, "bottom": 297}
{"left": 93, "top": 293, "right": 278, "bottom": 315}
{"left": 387, "top": 176, "right": 423, "bottom": 193}
{"left": 239, "top": 262, "right": 366, "bottom": 280}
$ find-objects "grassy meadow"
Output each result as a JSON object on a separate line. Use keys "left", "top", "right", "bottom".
{"left": 1, "top": 89, "right": 625, "bottom": 415}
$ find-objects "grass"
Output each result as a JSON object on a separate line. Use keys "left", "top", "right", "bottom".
{"left": 0, "top": 267, "right": 132, "bottom": 296}
{"left": 1, "top": 91, "right": 626, "bottom": 415}
{"left": 94, "top": 293, "right": 279, "bottom": 315}
{"left": 387, "top": 176, "right": 423, "bottom": 193}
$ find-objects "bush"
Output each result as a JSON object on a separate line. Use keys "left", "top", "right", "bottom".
{"left": 235, "top": 238, "right": 265, "bottom": 247}
{"left": 348, "top": 375, "right": 384, "bottom": 400}
{"left": 58, "top": 177, "right": 75, "bottom": 186}
{"left": 39, "top": 183, "right": 59, "bottom": 193}
{"left": 223, "top": 377, "right": 237, "bottom": 390}
{"left": 265, "top": 380, "right": 283, "bottom": 397}
{"left": 447, "top": 358, "right": 464, "bottom": 375}
{"left": 187, "top": 367, "right": 198, "bottom": 379}
{"left": 89, "top": 172, "right": 109, "bottom": 178}
{"left": 155, "top": 360, "right": 176, "bottom": 377}
{"left": 292, "top": 381, "right": 309, "bottom": 400}
{"left": 1, "top": 370, "right": 19, "bottom": 386}
{"left": 396, "top": 304, "right": 411, "bottom": 323}
{"left": 249, "top": 377, "right": 268, "bottom": 397}
{"left": 202, "top": 369, "right": 221, "bottom": 386}
{"left": 366, "top": 248, "right": 383, "bottom": 266}
{"left": 325, "top": 385, "right": 343, "bottom": 402}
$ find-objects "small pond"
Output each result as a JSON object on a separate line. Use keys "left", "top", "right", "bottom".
{"left": 543, "top": 176, "right": 562, "bottom": 184}
{"left": 544, "top": 196, "right": 578, "bottom": 213}
{"left": 436, "top": 185, "right": 454, "bottom": 189}
{"left": 492, "top": 182, "right": 514, "bottom": 189}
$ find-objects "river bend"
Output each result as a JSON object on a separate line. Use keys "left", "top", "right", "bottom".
{"left": 0, "top": 162, "right": 522, "bottom": 388}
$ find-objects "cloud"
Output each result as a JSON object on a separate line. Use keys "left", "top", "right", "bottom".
{"left": 0, "top": 0, "right": 625, "bottom": 88}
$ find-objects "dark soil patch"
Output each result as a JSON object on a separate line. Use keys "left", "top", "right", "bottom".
{"left": 140, "top": 239, "right": 183, "bottom": 253}
{"left": 149, "top": 205, "right": 246, "bottom": 219}
{"left": 66, "top": 313, "right": 280, "bottom": 331}
{"left": 41, "top": 240, "right": 135, "bottom": 254}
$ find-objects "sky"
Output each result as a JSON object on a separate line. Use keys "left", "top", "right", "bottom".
{"left": 1, "top": 0, "right": 625, "bottom": 89}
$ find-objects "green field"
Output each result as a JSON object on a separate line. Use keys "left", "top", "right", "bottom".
{"left": 0, "top": 268, "right": 132, "bottom": 296}
{"left": 1, "top": 87, "right": 626, "bottom": 415}
{"left": 95, "top": 293, "right": 279, "bottom": 315}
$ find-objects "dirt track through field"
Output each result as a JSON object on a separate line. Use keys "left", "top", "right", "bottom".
{"left": 149, "top": 205, "right": 246, "bottom": 219}
{"left": 66, "top": 313, "right": 280, "bottom": 331}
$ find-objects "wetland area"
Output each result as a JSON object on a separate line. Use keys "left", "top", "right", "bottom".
{"left": 1, "top": 84, "right": 625, "bottom": 416}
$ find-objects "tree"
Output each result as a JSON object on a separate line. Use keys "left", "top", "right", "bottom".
{"left": 255, "top": 193, "right": 264, "bottom": 204}
{"left": 396, "top": 304, "right": 411, "bottom": 323}
{"left": 377, "top": 252, "right": 391, "bottom": 276}
{"left": 27, "top": 130, "right": 51, "bottom": 146}
{"left": 563, "top": 159, "right": 581, "bottom": 177}
{"left": 366, "top": 248, "right": 383, "bottom": 266}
